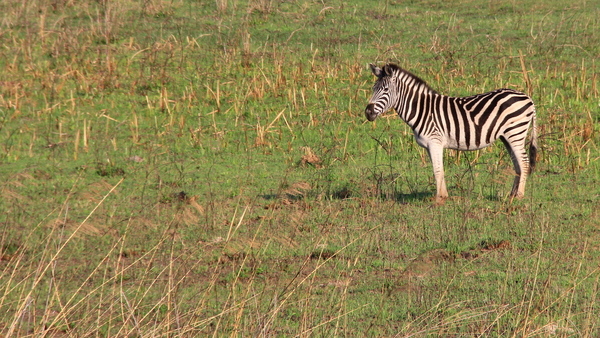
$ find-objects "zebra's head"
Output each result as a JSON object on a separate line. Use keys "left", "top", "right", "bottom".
{"left": 365, "top": 63, "right": 398, "bottom": 122}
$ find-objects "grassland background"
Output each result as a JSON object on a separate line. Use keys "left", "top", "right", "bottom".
{"left": 0, "top": 0, "right": 599, "bottom": 336}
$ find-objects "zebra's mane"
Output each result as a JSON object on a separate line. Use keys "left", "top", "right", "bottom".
{"left": 386, "top": 64, "right": 439, "bottom": 95}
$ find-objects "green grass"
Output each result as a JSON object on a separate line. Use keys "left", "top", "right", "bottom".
{"left": 1, "top": 0, "right": 599, "bottom": 336}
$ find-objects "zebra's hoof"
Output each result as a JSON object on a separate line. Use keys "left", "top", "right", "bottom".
{"left": 434, "top": 196, "right": 447, "bottom": 206}
{"left": 508, "top": 193, "right": 525, "bottom": 203}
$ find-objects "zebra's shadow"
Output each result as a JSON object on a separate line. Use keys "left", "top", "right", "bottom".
{"left": 391, "top": 191, "right": 433, "bottom": 204}
{"left": 391, "top": 190, "right": 506, "bottom": 204}
{"left": 366, "top": 183, "right": 433, "bottom": 203}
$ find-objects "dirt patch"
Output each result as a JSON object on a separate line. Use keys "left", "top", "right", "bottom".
{"left": 299, "top": 147, "right": 322, "bottom": 168}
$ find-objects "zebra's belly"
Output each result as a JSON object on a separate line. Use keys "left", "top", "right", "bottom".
{"left": 445, "top": 139, "right": 496, "bottom": 151}
{"left": 414, "top": 132, "right": 497, "bottom": 151}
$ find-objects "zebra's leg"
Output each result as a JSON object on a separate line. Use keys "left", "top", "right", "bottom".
{"left": 427, "top": 144, "right": 448, "bottom": 204}
{"left": 500, "top": 136, "right": 529, "bottom": 199}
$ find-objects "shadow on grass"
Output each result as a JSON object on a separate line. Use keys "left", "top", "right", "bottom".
{"left": 393, "top": 191, "right": 432, "bottom": 204}
{"left": 260, "top": 189, "right": 505, "bottom": 205}
{"left": 259, "top": 194, "right": 279, "bottom": 201}
{"left": 392, "top": 190, "right": 506, "bottom": 204}
{"left": 483, "top": 194, "right": 504, "bottom": 202}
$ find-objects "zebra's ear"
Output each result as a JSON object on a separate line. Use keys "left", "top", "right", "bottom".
{"left": 370, "top": 63, "right": 383, "bottom": 77}
{"left": 383, "top": 64, "right": 394, "bottom": 77}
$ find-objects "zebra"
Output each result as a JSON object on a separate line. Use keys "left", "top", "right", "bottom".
{"left": 365, "top": 63, "right": 538, "bottom": 203}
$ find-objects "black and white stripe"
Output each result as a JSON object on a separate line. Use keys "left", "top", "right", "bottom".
{"left": 365, "top": 63, "right": 538, "bottom": 203}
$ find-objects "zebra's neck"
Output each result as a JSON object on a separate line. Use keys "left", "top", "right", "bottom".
{"left": 394, "top": 72, "right": 441, "bottom": 128}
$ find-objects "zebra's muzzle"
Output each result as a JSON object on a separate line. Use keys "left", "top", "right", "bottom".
{"left": 365, "top": 104, "right": 378, "bottom": 121}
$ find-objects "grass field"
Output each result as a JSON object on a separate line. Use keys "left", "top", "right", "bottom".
{"left": 1, "top": 0, "right": 599, "bottom": 336}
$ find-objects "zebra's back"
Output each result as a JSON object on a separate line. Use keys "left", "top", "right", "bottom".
{"left": 434, "top": 88, "right": 535, "bottom": 151}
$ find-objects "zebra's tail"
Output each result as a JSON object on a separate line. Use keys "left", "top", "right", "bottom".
{"left": 529, "top": 111, "right": 538, "bottom": 174}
